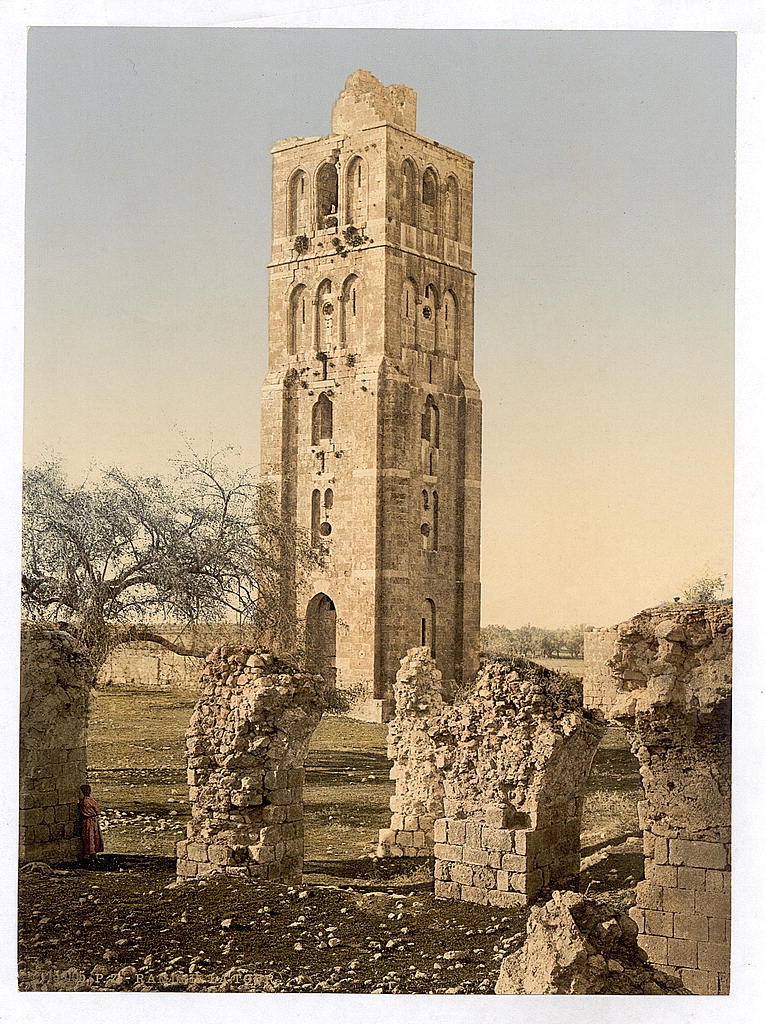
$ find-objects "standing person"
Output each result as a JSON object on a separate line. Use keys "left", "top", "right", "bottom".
{"left": 78, "top": 784, "right": 104, "bottom": 866}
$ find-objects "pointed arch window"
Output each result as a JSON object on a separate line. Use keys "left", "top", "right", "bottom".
{"left": 346, "top": 156, "right": 367, "bottom": 224}
{"left": 402, "top": 278, "right": 417, "bottom": 347}
{"left": 443, "top": 289, "right": 459, "bottom": 358}
{"left": 289, "top": 284, "right": 310, "bottom": 354}
{"left": 421, "top": 599, "right": 436, "bottom": 657}
{"left": 401, "top": 159, "right": 417, "bottom": 226}
{"left": 316, "top": 279, "right": 334, "bottom": 352}
{"left": 288, "top": 170, "right": 308, "bottom": 235}
{"left": 444, "top": 175, "right": 460, "bottom": 240}
{"left": 311, "top": 489, "right": 321, "bottom": 546}
{"left": 341, "top": 274, "right": 362, "bottom": 349}
{"left": 422, "top": 168, "right": 439, "bottom": 232}
{"left": 316, "top": 162, "right": 338, "bottom": 229}
{"left": 421, "top": 395, "right": 440, "bottom": 447}
{"left": 312, "top": 392, "right": 333, "bottom": 445}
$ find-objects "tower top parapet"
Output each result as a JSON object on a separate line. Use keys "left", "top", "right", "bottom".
{"left": 331, "top": 70, "right": 417, "bottom": 135}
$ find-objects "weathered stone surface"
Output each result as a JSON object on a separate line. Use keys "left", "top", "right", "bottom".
{"left": 176, "top": 646, "right": 330, "bottom": 883}
{"left": 379, "top": 648, "right": 605, "bottom": 903}
{"left": 495, "top": 890, "right": 689, "bottom": 995}
{"left": 20, "top": 623, "right": 94, "bottom": 863}
{"left": 585, "top": 603, "right": 732, "bottom": 996}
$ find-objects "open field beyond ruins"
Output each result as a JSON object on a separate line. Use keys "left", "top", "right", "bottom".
{"left": 18, "top": 680, "right": 644, "bottom": 994}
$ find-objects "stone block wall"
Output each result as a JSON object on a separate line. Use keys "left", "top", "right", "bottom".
{"left": 20, "top": 623, "right": 93, "bottom": 863}
{"left": 176, "top": 646, "right": 329, "bottom": 882}
{"left": 602, "top": 603, "right": 732, "bottom": 995}
{"left": 582, "top": 626, "right": 618, "bottom": 713}
{"left": 379, "top": 649, "right": 605, "bottom": 905}
{"left": 433, "top": 814, "right": 582, "bottom": 908}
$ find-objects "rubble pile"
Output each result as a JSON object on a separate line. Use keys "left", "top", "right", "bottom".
{"left": 495, "top": 890, "right": 689, "bottom": 994}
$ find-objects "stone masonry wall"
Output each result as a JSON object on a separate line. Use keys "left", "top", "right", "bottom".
{"left": 176, "top": 646, "right": 329, "bottom": 882}
{"left": 583, "top": 626, "right": 618, "bottom": 714}
{"left": 20, "top": 623, "right": 93, "bottom": 863}
{"left": 99, "top": 646, "right": 204, "bottom": 690}
{"left": 604, "top": 603, "right": 732, "bottom": 995}
{"left": 378, "top": 649, "right": 605, "bottom": 906}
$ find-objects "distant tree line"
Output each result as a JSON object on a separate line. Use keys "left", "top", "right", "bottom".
{"left": 480, "top": 624, "right": 593, "bottom": 661}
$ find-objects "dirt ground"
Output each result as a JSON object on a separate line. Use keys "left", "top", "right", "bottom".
{"left": 18, "top": 685, "right": 643, "bottom": 993}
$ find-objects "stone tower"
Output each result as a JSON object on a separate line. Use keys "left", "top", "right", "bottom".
{"left": 261, "top": 70, "right": 481, "bottom": 721}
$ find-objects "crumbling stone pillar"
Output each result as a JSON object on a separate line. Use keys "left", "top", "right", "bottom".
{"left": 176, "top": 646, "right": 329, "bottom": 882}
{"left": 376, "top": 649, "right": 445, "bottom": 857}
{"left": 604, "top": 603, "right": 732, "bottom": 996}
{"left": 20, "top": 623, "right": 93, "bottom": 863}
{"left": 379, "top": 648, "right": 605, "bottom": 906}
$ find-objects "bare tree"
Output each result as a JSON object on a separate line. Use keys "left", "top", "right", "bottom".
{"left": 21, "top": 446, "right": 320, "bottom": 670}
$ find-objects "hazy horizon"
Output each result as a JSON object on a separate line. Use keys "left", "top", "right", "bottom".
{"left": 24, "top": 28, "right": 735, "bottom": 629}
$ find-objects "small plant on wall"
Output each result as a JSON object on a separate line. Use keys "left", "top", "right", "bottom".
{"left": 293, "top": 234, "right": 310, "bottom": 256}
{"left": 331, "top": 225, "right": 372, "bottom": 258}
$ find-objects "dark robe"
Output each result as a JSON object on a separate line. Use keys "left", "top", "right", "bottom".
{"left": 78, "top": 795, "right": 104, "bottom": 856}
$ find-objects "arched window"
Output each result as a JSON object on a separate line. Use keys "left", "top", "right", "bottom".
{"left": 444, "top": 175, "right": 459, "bottom": 240}
{"left": 287, "top": 169, "right": 308, "bottom": 235}
{"left": 421, "top": 395, "right": 440, "bottom": 447}
{"left": 311, "top": 489, "right": 321, "bottom": 546}
{"left": 346, "top": 156, "right": 367, "bottom": 224}
{"left": 341, "top": 274, "right": 362, "bottom": 349}
{"left": 402, "top": 278, "right": 417, "bottom": 347}
{"left": 324, "top": 488, "right": 334, "bottom": 510}
{"left": 421, "top": 599, "right": 436, "bottom": 657}
{"left": 443, "top": 289, "right": 459, "bottom": 358}
{"left": 432, "top": 491, "right": 439, "bottom": 551}
{"left": 289, "top": 284, "right": 310, "bottom": 354}
{"left": 422, "top": 489, "right": 430, "bottom": 510}
{"left": 422, "top": 168, "right": 439, "bottom": 232}
{"left": 421, "top": 283, "right": 438, "bottom": 352}
{"left": 316, "top": 279, "right": 334, "bottom": 352}
{"left": 316, "top": 162, "right": 338, "bottom": 228}
{"left": 401, "top": 159, "right": 417, "bottom": 226}
{"left": 312, "top": 392, "right": 333, "bottom": 445}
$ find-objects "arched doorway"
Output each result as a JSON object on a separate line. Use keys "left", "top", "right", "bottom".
{"left": 305, "top": 593, "right": 337, "bottom": 688}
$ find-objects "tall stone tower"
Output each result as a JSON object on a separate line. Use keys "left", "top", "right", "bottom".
{"left": 261, "top": 70, "right": 481, "bottom": 721}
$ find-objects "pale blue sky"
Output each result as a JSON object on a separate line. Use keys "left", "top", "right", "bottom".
{"left": 24, "top": 28, "right": 735, "bottom": 627}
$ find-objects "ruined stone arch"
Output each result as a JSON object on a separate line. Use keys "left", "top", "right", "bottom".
{"left": 287, "top": 168, "right": 309, "bottom": 235}
{"left": 345, "top": 155, "right": 367, "bottom": 225}
{"left": 289, "top": 283, "right": 310, "bottom": 354}
{"left": 421, "top": 166, "right": 440, "bottom": 232}
{"left": 400, "top": 158, "right": 418, "bottom": 226}
{"left": 315, "top": 161, "right": 338, "bottom": 229}
{"left": 311, "top": 391, "right": 333, "bottom": 446}
{"left": 442, "top": 288, "right": 459, "bottom": 358}
{"left": 444, "top": 175, "right": 460, "bottom": 240}
{"left": 341, "top": 273, "right": 362, "bottom": 349}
